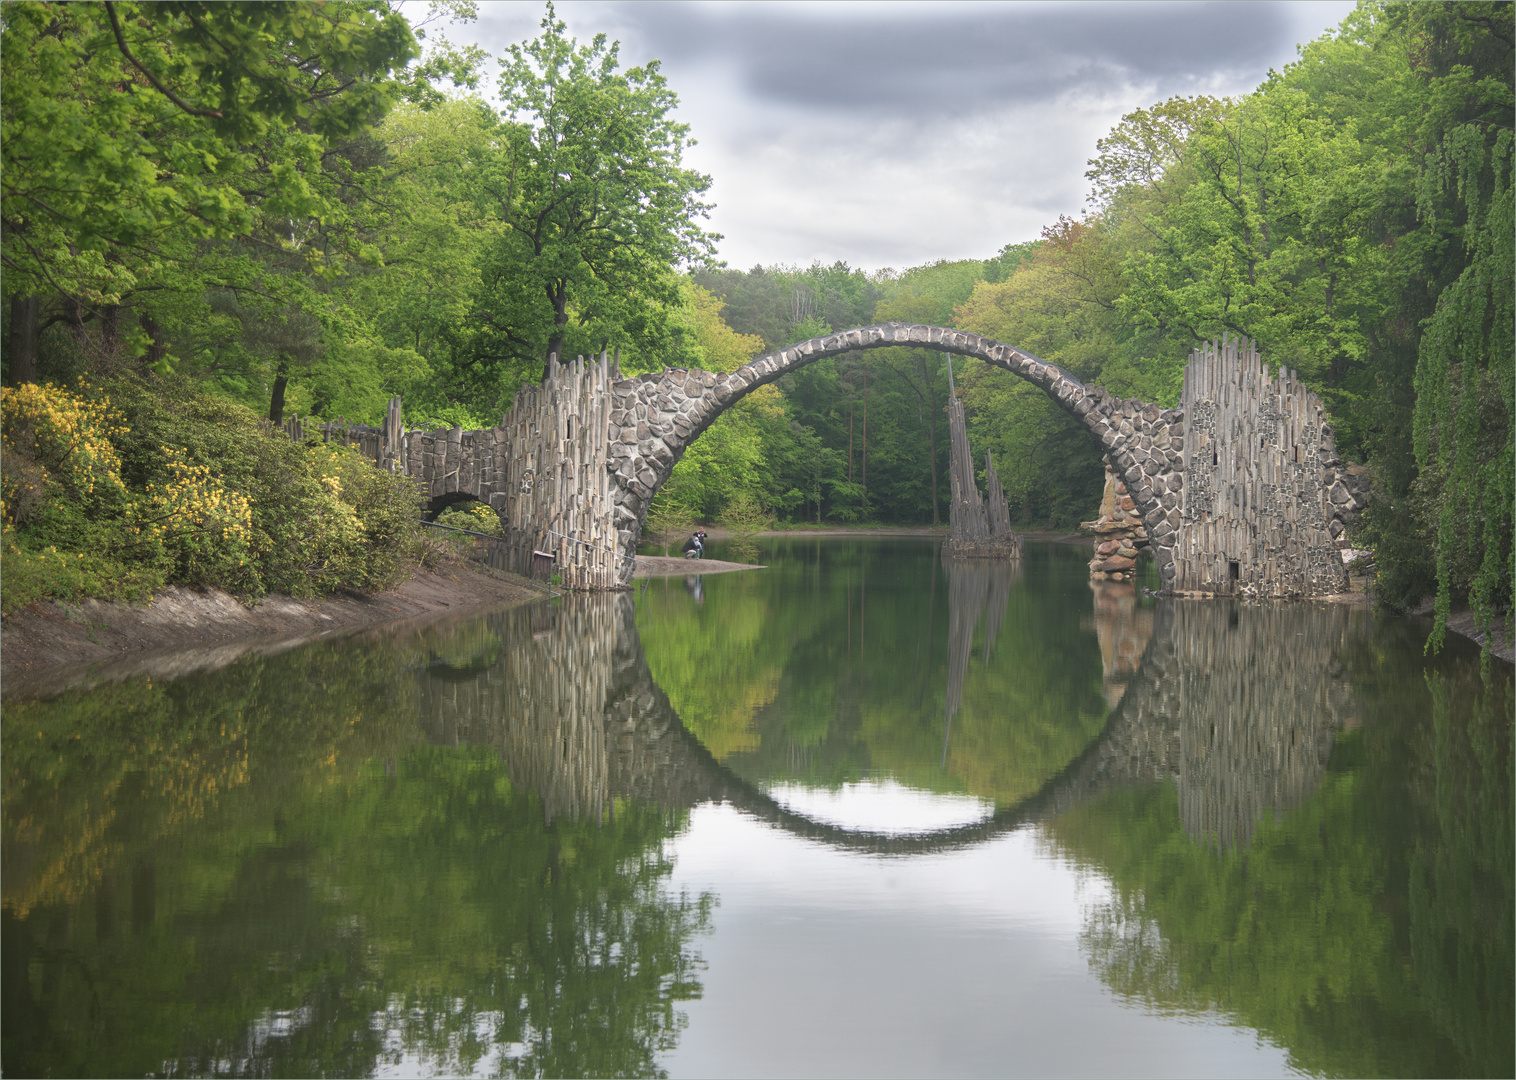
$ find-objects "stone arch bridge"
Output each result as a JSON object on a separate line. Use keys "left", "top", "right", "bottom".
{"left": 338, "top": 325, "right": 1367, "bottom": 596}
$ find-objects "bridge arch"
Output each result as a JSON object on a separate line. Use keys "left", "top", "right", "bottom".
{"left": 605, "top": 323, "right": 1185, "bottom": 587}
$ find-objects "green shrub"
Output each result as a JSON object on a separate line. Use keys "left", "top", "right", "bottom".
{"left": 0, "top": 537, "right": 162, "bottom": 615}
{"left": 2, "top": 372, "right": 425, "bottom": 607}
{"left": 434, "top": 502, "right": 502, "bottom": 536}
{"left": 717, "top": 492, "right": 772, "bottom": 539}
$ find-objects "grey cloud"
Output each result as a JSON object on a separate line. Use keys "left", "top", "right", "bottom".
{"left": 589, "top": 1, "right": 1293, "bottom": 117}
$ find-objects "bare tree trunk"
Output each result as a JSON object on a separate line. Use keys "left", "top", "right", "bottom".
{"left": 860, "top": 366, "right": 868, "bottom": 514}
{"left": 848, "top": 401, "right": 854, "bottom": 483}
{"left": 7, "top": 294, "right": 39, "bottom": 385}
{"left": 100, "top": 304, "right": 120, "bottom": 355}
{"left": 924, "top": 358, "right": 940, "bottom": 525}
{"left": 543, "top": 284, "right": 569, "bottom": 383}
{"left": 65, "top": 297, "right": 87, "bottom": 348}
{"left": 269, "top": 356, "right": 290, "bottom": 425}
{"left": 139, "top": 312, "right": 167, "bottom": 369}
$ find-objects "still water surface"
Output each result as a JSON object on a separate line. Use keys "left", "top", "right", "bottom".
{"left": 3, "top": 539, "right": 1511, "bottom": 1077}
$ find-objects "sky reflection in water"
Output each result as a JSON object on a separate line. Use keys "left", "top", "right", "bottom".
{"left": 663, "top": 805, "right": 1301, "bottom": 1079}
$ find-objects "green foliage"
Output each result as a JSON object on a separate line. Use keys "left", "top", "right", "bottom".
{"left": 465, "top": 4, "right": 716, "bottom": 383}
{"left": 1405, "top": 2, "right": 1515, "bottom": 649}
{"left": 717, "top": 492, "right": 773, "bottom": 539}
{"left": 0, "top": 1, "right": 418, "bottom": 295}
{"left": 0, "top": 541, "right": 162, "bottom": 614}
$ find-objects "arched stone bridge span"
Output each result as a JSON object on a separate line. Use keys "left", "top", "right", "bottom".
{"left": 601, "top": 324, "right": 1184, "bottom": 585}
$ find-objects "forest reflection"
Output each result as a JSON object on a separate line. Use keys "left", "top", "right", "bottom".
{"left": 1047, "top": 607, "right": 1512, "bottom": 1078}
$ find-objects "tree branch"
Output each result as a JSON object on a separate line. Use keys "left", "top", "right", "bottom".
{"left": 104, "top": 2, "right": 225, "bottom": 121}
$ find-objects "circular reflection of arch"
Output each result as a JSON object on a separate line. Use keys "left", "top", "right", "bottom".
{"left": 420, "top": 594, "right": 1361, "bottom": 857}
{"left": 647, "top": 602, "right": 1361, "bottom": 857}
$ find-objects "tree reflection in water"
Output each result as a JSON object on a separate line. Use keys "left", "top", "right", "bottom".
{"left": 3, "top": 548, "right": 1511, "bottom": 1079}
{"left": 1046, "top": 602, "right": 1513, "bottom": 1078}
{"left": 2, "top": 598, "right": 712, "bottom": 1079}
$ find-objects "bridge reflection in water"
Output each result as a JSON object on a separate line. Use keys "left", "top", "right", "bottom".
{"left": 413, "top": 585, "right": 1363, "bottom": 856}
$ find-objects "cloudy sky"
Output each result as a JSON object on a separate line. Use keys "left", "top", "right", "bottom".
{"left": 448, "top": 1, "right": 1357, "bottom": 272}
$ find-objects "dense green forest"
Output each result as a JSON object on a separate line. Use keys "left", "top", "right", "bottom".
{"left": 1, "top": 1, "right": 1510, "bottom": 640}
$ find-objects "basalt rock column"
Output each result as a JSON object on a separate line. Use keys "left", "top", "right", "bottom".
{"left": 495, "top": 352, "right": 621, "bottom": 590}
{"left": 1173, "top": 337, "right": 1349, "bottom": 597}
{"left": 942, "top": 358, "right": 1022, "bottom": 559}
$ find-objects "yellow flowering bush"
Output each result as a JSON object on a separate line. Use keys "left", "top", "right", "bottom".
{"left": 3, "top": 373, "right": 423, "bottom": 610}
{"left": 0, "top": 381, "right": 128, "bottom": 521}
{"left": 122, "top": 445, "right": 254, "bottom": 583}
{"left": 435, "top": 500, "right": 503, "bottom": 536}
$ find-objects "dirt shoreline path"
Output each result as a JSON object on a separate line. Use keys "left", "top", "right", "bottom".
{"left": 2, "top": 563, "right": 541, "bottom": 700}
{"left": 631, "top": 556, "right": 764, "bottom": 578}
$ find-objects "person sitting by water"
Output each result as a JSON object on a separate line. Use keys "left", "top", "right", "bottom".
{"left": 681, "top": 530, "right": 707, "bottom": 559}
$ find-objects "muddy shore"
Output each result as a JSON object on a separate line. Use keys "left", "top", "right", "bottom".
{"left": 1, "top": 562, "right": 541, "bottom": 700}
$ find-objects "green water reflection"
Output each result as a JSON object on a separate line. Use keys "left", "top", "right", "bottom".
{"left": 634, "top": 538, "right": 1129, "bottom": 805}
{"left": 1, "top": 538, "right": 1510, "bottom": 1077}
{"left": 1045, "top": 614, "right": 1513, "bottom": 1079}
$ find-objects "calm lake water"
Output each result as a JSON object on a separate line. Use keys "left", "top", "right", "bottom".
{"left": 3, "top": 538, "right": 1511, "bottom": 1078}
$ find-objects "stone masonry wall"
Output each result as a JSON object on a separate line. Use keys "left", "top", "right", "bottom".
{"left": 1080, "top": 460, "right": 1149, "bottom": 581}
